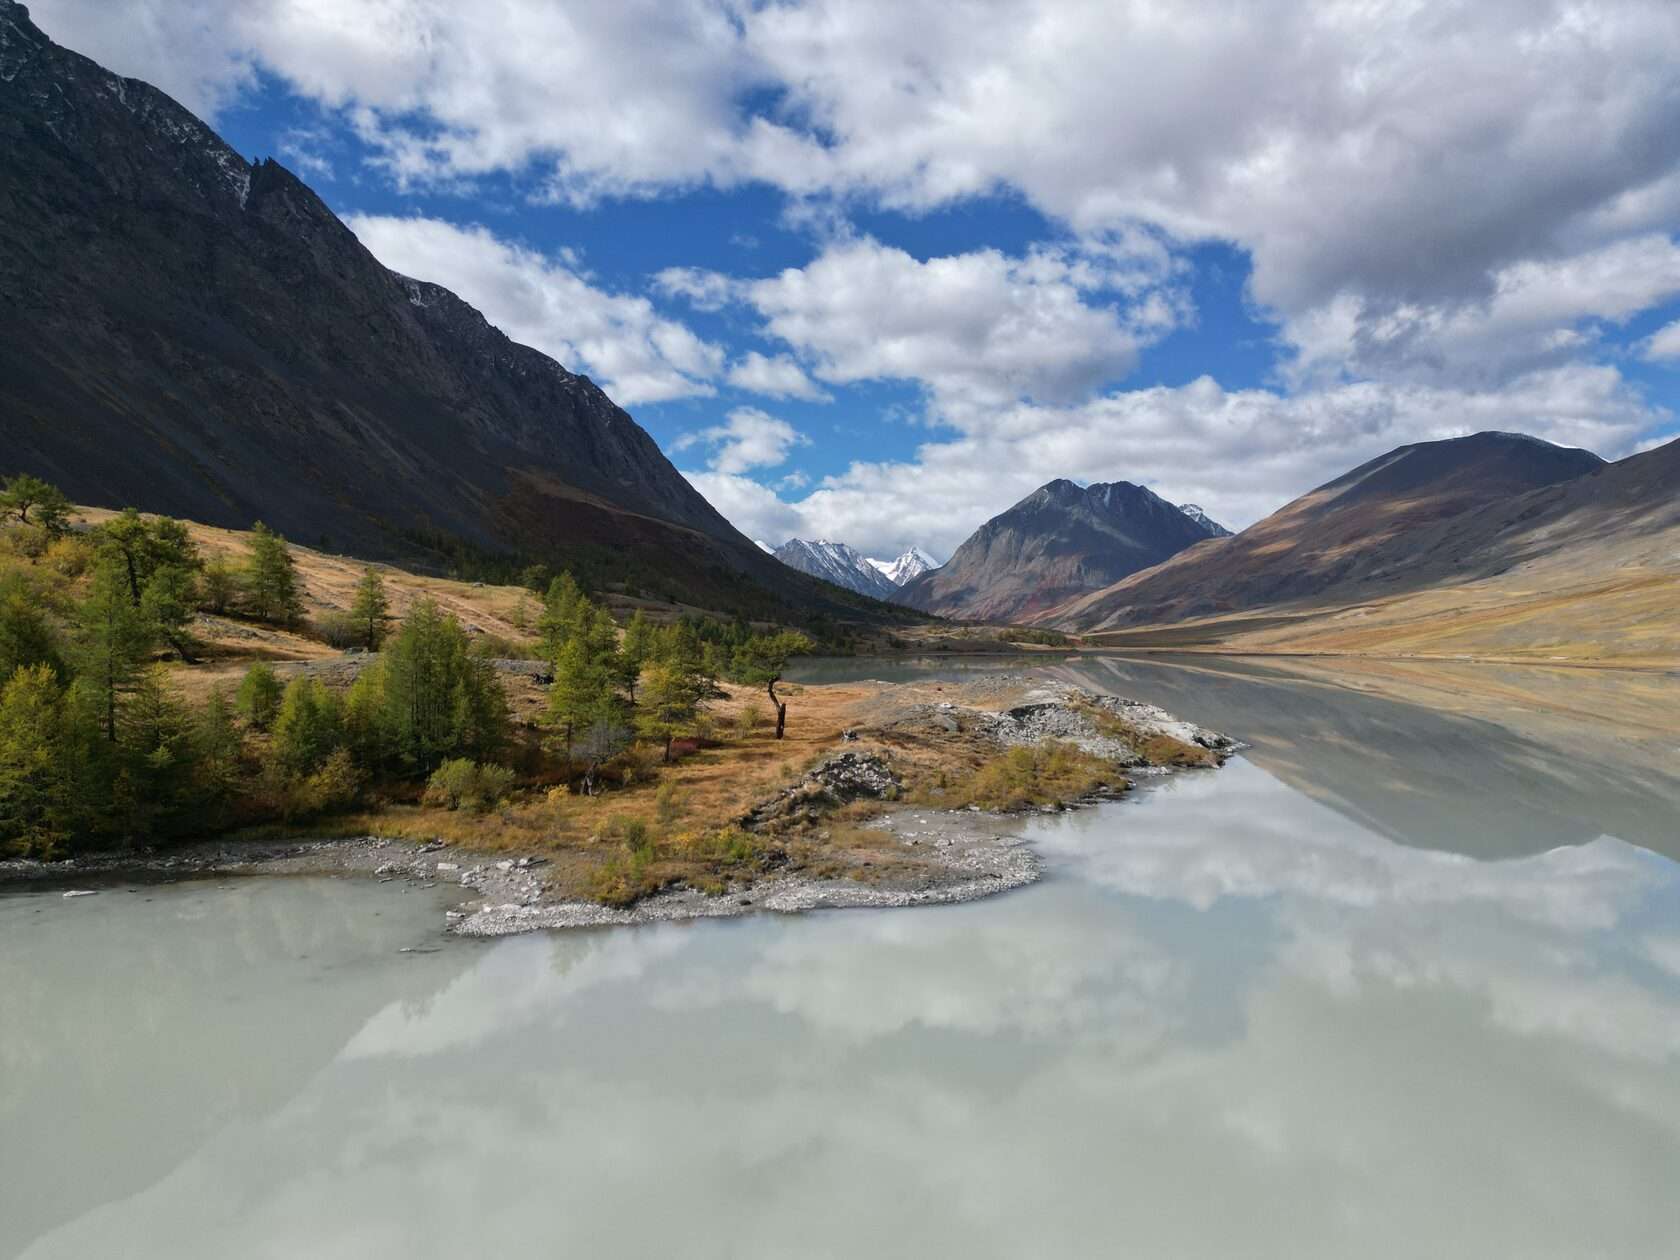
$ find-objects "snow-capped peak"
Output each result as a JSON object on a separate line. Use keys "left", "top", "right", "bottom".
{"left": 867, "top": 545, "right": 939, "bottom": 585}
{"left": 1177, "top": 504, "right": 1232, "bottom": 537}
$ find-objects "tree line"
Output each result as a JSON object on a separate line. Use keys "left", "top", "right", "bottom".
{"left": 1, "top": 474, "right": 815, "bottom": 858}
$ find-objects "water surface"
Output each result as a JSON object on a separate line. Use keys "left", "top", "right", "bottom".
{"left": 5, "top": 659, "right": 1679, "bottom": 1258}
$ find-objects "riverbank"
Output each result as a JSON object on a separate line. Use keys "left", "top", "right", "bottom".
{"left": 0, "top": 676, "right": 1235, "bottom": 933}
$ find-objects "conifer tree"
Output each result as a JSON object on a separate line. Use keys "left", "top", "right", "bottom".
{"left": 243, "top": 523, "right": 304, "bottom": 624}
{"left": 74, "top": 557, "right": 156, "bottom": 742}
{"left": 235, "top": 662, "right": 283, "bottom": 730}
{"left": 348, "top": 566, "right": 390, "bottom": 650}
{"left": 0, "top": 663, "right": 69, "bottom": 856}
{"left": 0, "top": 473, "right": 71, "bottom": 535}
{"left": 732, "top": 631, "right": 815, "bottom": 740}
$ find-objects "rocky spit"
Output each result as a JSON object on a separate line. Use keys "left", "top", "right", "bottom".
{"left": 0, "top": 684, "right": 1234, "bottom": 936}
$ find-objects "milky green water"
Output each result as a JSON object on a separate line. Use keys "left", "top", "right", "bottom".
{"left": 4, "top": 659, "right": 1678, "bottom": 1259}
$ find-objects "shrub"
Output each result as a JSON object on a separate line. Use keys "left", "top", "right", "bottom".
{"left": 654, "top": 781, "right": 683, "bottom": 823}
{"left": 424, "top": 758, "right": 516, "bottom": 813}
{"left": 281, "top": 748, "right": 363, "bottom": 820}
{"left": 953, "top": 742, "right": 1116, "bottom": 811}
{"left": 312, "top": 610, "right": 364, "bottom": 649}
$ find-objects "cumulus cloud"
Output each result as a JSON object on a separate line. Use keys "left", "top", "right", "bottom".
{"left": 1643, "top": 319, "right": 1680, "bottom": 363}
{"left": 343, "top": 215, "right": 723, "bottom": 405}
{"left": 39, "top": 0, "right": 1680, "bottom": 326}
{"left": 668, "top": 238, "right": 1178, "bottom": 409}
{"left": 691, "top": 366, "right": 1666, "bottom": 557}
{"left": 725, "top": 351, "right": 832, "bottom": 402}
{"left": 673, "top": 407, "right": 809, "bottom": 475}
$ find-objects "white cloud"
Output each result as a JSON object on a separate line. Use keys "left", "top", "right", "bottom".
{"left": 689, "top": 366, "right": 1667, "bottom": 557}
{"left": 673, "top": 406, "right": 809, "bottom": 475}
{"left": 343, "top": 215, "right": 723, "bottom": 405}
{"left": 1642, "top": 319, "right": 1680, "bottom": 363}
{"left": 31, "top": 0, "right": 1680, "bottom": 333}
{"left": 725, "top": 351, "right": 832, "bottom": 402}
{"left": 706, "top": 238, "right": 1177, "bottom": 409}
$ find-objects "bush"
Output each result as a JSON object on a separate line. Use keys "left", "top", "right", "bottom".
{"left": 952, "top": 742, "right": 1116, "bottom": 811}
{"left": 312, "top": 611, "right": 364, "bottom": 650}
{"left": 281, "top": 748, "right": 363, "bottom": 821}
{"left": 654, "top": 781, "right": 683, "bottom": 823}
{"left": 235, "top": 663, "right": 283, "bottom": 730}
{"left": 423, "top": 758, "right": 516, "bottom": 813}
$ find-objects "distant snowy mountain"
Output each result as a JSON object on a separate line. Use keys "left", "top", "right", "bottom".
{"left": 773, "top": 538, "right": 902, "bottom": 600}
{"left": 753, "top": 539, "right": 774, "bottom": 554}
{"left": 866, "top": 546, "right": 939, "bottom": 586}
{"left": 1176, "top": 505, "right": 1232, "bottom": 537}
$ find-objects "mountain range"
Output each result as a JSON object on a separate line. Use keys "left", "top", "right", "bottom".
{"left": 1050, "top": 430, "right": 1680, "bottom": 664}
{"left": 897, "top": 480, "right": 1228, "bottom": 622}
{"left": 772, "top": 539, "right": 902, "bottom": 601}
{"left": 0, "top": 0, "right": 903, "bottom": 623}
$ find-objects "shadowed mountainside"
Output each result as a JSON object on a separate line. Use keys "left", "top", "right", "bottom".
{"left": 899, "top": 479, "right": 1226, "bottom": 622}
{"left": 1051, "top": 432, "right": 1606, "bottom": 631}
{"left": 1060, "top": 434, "right": 1680, "bottom": 664}
{"left": 0, "top": 0, "right": 904, "bottom": 622}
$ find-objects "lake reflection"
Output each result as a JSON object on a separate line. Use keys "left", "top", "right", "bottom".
{"left": 6, "top": 663, "right": 1680, "bottom": 1259}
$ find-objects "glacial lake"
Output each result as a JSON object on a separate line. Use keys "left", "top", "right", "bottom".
{"left": 4, "top": 655, "right": 1679, "bottom": 1258}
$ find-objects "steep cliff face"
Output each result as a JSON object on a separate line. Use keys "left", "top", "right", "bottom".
{"left": 1053, "top": 431, "right": 1607, "bottom": 631}
{"left": 0, "top": 0, "right": 889, "bottom": 617}
{"left": 898, "top": 480, "right": 1225, "bottom": 622}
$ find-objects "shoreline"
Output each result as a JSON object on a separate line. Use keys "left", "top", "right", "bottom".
{"left": 0, "top": 680, "right": 1236, "bottom": 935}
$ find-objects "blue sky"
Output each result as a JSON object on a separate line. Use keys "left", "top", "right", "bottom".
{"left": 30, "top": 0, "right": 1680, "bottom": 559}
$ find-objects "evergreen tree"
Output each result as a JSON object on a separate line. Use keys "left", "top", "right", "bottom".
{"left": 97, "top": 510, "right": 202, "bottom": 659}
{"left": 0, "top": 473, "right": 71, "bottom": 535}
{"left": 235, "top": 662, "right": 283, "bottom": 730}
{"left": 193, "top": 686, "right": 244, "bottom": 819}
{"left": 343, "top": 663, "right": 396, "bottom": 770}
{"left": 243, "top": 523, "right": 304, "bottom": 624}
{"left": 348, "top": 566, "right": 390, "bottom": 650}
{"left": 0, "top": 664, "right": 69, "bottom": 856}
{"left": 380, "top": 599, "right": 507, "bottom": 770}
{"left": 271, "top": 677, "right": 345, "bottom": 775}
{"left": 74, "top": 557, "right": 156, "bottom": 742}
{"left": 114, "top": 668, "right": 199, "bottom": 839}
{"left": 635, "top": 660, "right": 704, "bottom": 762}
{"left": 200, "top": 556, "right": 237, "bottom": 615}
{"left": 619, "top": 610, "right": 656, "bottom": 700}
{"left": 0, "top": 568, "right": 64, "bottom": 682}
{"left": 548, "top": 635, "right": 621, "bottom": 758}
{"left": 537, "top": 572, "right": 585, "bottom": 657}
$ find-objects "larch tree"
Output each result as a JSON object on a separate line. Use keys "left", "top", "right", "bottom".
{"left": 731, "top": 631, "right": 815, "bottom": 740}
{"left": 348, "top": 566, "right": 391, "bottom": 650}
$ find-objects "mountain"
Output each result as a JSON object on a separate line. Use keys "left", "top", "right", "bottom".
{"left": 773, "top": 539, "right": 902, "bottom": 600}
{"left": 896, "top": 479, "right": 1228, "bottom": 622}
{"left": 1052, "top": 431, "right": 1609, "bottom": 633}
{"left": 867, "top": 546, "right": 939, "bottom": 586}
{"left": 1177, "top": 505, "right": 1231, "bottom": 537}
{"left": 0, "top": 0, "right": 898, "bottom": 621}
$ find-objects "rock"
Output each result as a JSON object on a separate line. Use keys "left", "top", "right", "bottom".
{"left": 62, "top": 889, "right": 97, "bottom": 898}
{"left": 495, "top": 860, "right": 514, "bottom": 872}
{"left": 435, "top": 862, "right": 459, "bottom": 872}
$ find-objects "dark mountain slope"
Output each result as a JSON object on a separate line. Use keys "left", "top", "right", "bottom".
{"left": 0, "top": 0, "right": 893, "bottom": 620}
{"left": 1052, "top": 431, "right": 1608, "bottom": 631}
{"left": 898, "top": 479, "right": 1226, "bottom": 622}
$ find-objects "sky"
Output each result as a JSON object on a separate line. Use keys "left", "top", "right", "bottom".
{"left": 29, "top": 0, "right": 1680, "bottom": 561}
